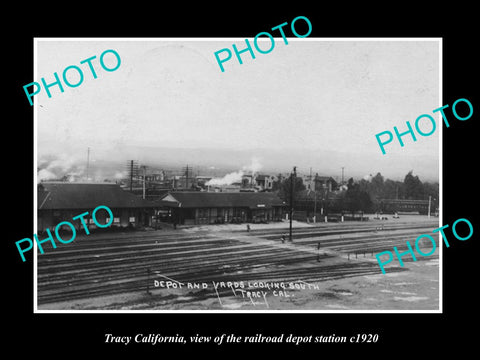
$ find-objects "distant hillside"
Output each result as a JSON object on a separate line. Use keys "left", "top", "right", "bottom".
{"left": 37, "top": 144, "right": 439, "bottom": 183}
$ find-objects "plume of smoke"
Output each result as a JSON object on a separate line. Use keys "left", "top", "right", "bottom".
{"left": 37, "top": 154, "right": 87, "bottom": 182}
{"left": 206, "top": 157, "right": 263, "bottom": 186}
{"left": 38, "top": 169, "right": 57, "bottom": 181}
{"left": 113, "top": 170, "right": 128, "bottom": 180}
{"left": 206, "top": 170, "right": 244, "bottom": 186}
{"left": 243, "top": 156, "right": 262, "bottom": 173}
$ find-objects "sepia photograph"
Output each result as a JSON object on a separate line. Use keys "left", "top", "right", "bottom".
{"left": 34, "top": 38, "right": 441, "bottom": 312}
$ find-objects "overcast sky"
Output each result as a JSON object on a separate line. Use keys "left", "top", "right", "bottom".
{"left": 36, "top": 38, "right": 441, "bottom": 181}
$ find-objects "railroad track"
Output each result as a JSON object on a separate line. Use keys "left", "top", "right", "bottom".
{"left": 37, "top": 221, "right": 439, "bottom": 306}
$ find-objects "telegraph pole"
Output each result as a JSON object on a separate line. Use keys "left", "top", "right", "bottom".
{"left": 428, "top": 195, "right": 431, "bottom": 218}
{"left": 182, "top": 164, "right": 191, "bottom": 189}
{"left": 126, "top": 160, "right": 139, "bottom": 192}
{"left": 141, "top": 165, "right": 147, "bottom": 199}
{"left": 130, "top": 160, "right": 134, "bottom": 192}
{"left": 289, "top": 166, "right": 296, "bottom": 242}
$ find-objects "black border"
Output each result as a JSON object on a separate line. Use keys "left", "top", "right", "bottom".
{"left": 6, "top": 5, "right": 478, "bottom": 355}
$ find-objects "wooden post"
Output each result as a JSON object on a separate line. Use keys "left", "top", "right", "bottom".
{"left": 146, "top": 267, "right": 151, "bottom": 295}
{"left": 289, "top": 167, "right": 296, "bottom": 242}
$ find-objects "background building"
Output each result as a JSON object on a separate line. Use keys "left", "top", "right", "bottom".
{"left": 158, "top": 191, "right": 285, "bottom": 225}
{"left": 38, "top": 182, "right": 157, "bottom": 233}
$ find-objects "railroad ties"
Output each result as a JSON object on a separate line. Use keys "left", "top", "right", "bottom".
{"left": 36, "top": 220, "right": 439, "bottom": 307}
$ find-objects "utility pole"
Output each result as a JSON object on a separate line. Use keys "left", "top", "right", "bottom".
{"left": 182, "top": 164, "right": 191, "bottom": 189}
{"left": 289, "top": 166, "right": 296, "bottom": 242}
{"left": 126, "top": 160, "right": 139, "bottom": 192}
{"left": 130, "top": 160, "right": 134, "bottom": 192}
{"left": 141, "top": 165, "right": 147, "bottom": 199}
{"left": 428, "top": 195, "right": 431, "bottom": 218}
{"left": 341, "top": 166, "right": 345, "bottom": 184}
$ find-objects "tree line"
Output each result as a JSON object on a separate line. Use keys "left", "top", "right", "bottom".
{"left": 274, "top": 171, "right": 439, "bottom": 213}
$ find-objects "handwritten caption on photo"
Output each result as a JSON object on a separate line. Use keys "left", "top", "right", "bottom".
{"left": 154, "top": 279, "right": 319, "bottom": 307}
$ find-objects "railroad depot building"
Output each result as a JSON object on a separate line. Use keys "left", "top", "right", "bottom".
{"left": 37, "top": 182, "right": 157, "bottom": 233}
{"left": 157, "top": 191, "right": 285, "bottom": 225}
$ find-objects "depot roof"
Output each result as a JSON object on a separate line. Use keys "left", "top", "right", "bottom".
{"left": 38, "top": 182, "right": 157, "bottom": 210}
{"left": 159, "top": 191, "right": 285, "bottom": 209}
